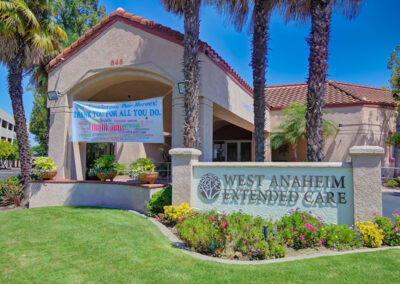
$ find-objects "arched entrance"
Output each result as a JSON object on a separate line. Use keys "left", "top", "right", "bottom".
{"left": 67, "top": 68, "right": 173, "bottom": 180}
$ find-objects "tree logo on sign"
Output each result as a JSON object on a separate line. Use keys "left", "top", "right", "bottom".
{"left": 198, "top": 173, "right": 221, "bottom": 201}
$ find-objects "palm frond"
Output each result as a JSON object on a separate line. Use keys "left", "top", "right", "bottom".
{"left": 15, "top": 0, "right": 39, "bottom": 28}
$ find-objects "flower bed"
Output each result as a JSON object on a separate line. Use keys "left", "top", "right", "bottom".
{"left": 154, "top": 204, "right": 400, "bottom": 261}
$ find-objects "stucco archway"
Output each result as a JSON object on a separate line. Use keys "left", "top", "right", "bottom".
{"left": 68, "top": 68, "right": 174, "bottom": 180}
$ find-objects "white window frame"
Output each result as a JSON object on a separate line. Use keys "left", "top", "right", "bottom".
{"left": 213, "top": 140, "right": 252, "bottom": 162}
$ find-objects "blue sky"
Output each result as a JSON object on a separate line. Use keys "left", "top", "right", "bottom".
{"left": 0, "top": 0, "right": 399, "bottom": 145}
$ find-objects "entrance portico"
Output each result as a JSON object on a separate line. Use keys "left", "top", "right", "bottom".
{"left": 46, "top": 9, "right": 270, "bottom": 180}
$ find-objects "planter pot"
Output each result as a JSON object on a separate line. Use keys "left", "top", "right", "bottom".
{"left": 39, "top": 170, "right": 57, "bottom": 180}
{"left": 96, "top": 171, "right": 117, "bottom": 182}
{"left": 138, "top": 172, "right": 159, "bottom": 184}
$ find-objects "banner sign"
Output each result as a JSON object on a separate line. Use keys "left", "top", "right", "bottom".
{"left": 70, "top": 97, "right": 164, "bottom": 143}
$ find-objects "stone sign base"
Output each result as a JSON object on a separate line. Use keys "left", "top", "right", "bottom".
{"left": 169, "top": 146, "right": 384, "bottom": 224}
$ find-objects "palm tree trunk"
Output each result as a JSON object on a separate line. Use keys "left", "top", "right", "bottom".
{"left": 252, "top": 0, "right": 270, "bottom": 162}
{"left": 183, "top": 0, "right": 201, "bottom": 149}
{"left": 8, "top": 44, "right": 31, "bottom": 205}
{"left": 394, "top": 106, "right": 400, "bottom": 177}
{"left": 306, "top": 0, "right": 332, "bottom": 162}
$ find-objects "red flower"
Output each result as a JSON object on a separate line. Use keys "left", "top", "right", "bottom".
{"left": 222, "top": 222, "right": 227, "bottom": 228}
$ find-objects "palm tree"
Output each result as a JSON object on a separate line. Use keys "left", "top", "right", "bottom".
{"left": 162, "top": 0, "right": 205, "bottom": 149}
{"left": 270, "top": 102, "right": 337, "bottom": 161}
{"left": 282, "top": 0, "right": 362, "bottom": 161}
{"left": 0, "top": 0, "right": 67, "bottom": 203}
{"left": 215, "top": 0, "right": 281, "bottom": 162}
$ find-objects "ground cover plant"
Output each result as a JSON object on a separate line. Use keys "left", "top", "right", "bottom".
{"left": 0, "top": 207, "right": 399, "bottom": 283}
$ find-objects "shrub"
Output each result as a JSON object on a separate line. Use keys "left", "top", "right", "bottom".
{"left": 92, "top": 155, "right": 117, "bottom": 174}
{"left": 176, "top": 211, "right": 286, "bottom": 260}
{"left": 0, "top": 176, "right": 23, "bottom": 206}
{"left": 0, "top": 176, "right": 21, "bottom": 197}
{"left": 374, "top": 212, "right": 400, "bottom": 246}
{"left": 129, "top": 158, "right": 156, "bottom": 177}
{"left": 276, "top": 209, "right": 325, "bottom": 248}
{"left": 115, "top": 163, "right": 127, "bottom": 175}
{"left": 324, "top": 224, "right": 362, "bottom": 249}
{"left": 147, "top": 185, "right": 172, "bottom": 216}
{"left": 164, "top": 202, "right": 192, "bottom": 222}
{"left": 31, "top": 157, "right": 57, "bottom": 176}
{"left": 355, "top": 221, "right": 384, "bottom": 248}
{"left": 385, "top": 179, "right": 399, "bottom": 188}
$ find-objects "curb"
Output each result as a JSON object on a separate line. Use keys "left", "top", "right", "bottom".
{"left": 127, "top": 210, "right": 400, "bottom": 265}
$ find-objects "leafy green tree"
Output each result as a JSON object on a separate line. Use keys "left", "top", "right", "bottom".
{"left": 270, "top": 103, "right": 337, "bottom": 161}
{"left": 282, "top": 0, "right": 363, "bottom": 161}
{"left": 29, "top": 0, "right": 106, "bottom": 152}
{"left": 29, "top": 90, "right": 48, "bottom": 153}
{"left": 388, "top": 45, "right": 400, "bottom": 95}
{"left": 0, "top": 0, "right": 67, "bottom": 199}
{"left": 54, "top": 0, "right": 106, "bottom": 46}
{"left": 0, "top": 140, "right": 14, "bottom": 168}
{"left": 387, "top": 45, "right": 400, "bottom": 176}
{"left": 31, "top": 145, "right": 47, "bottom": 157}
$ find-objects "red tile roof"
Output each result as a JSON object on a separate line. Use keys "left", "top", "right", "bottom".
{"left": 45, "top": 8, "right": 252, "bottom": 95}
{"left": 265, "top": 81, "right": 396, "bottom": 110}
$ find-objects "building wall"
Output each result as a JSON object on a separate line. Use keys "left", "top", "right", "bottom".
{"left": 0, "top": 108, "right": 16, "bottom": 143}
{"left": 270, "top": 105, "right": 396, "bottom": 166}
{"left": 47, "top": 20, "right": 264, "bottom": 179}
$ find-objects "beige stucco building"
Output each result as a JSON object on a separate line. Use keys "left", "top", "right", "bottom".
{"left": 266, "top": 81, "right": 396, "bottom": 173}
{"left": 46, "top": 8, "right": 396, "bottom": 181}
{"left": 0, "top": 108, "right": 16, "bottom": 144}
{"left": 46, "top": 9, "right": 268, "bottom": 180}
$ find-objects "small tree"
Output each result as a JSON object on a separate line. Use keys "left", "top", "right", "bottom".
{"left": 270, "top": 102, "right": 337, "bottom": 161}
{"left": 387, "top": 45, "right": 400, "bottom": 176}
{"left": 0, "top": 140, "right": 15, "bottom": 168}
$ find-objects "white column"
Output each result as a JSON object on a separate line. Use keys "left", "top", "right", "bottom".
{"left": 349, "top": 146, "right": 384, "bottom": 222}
{"left": 199, "top": 97, "right": 213, "bottom": 162}
{"left": 48, "top": 105, "right": 71, "bottom": 179}
{"left": 169, "top": 148, "right": 201, "bottom": 206}
{"left": 171, "top": 90, "right": 184, "bottom": 149}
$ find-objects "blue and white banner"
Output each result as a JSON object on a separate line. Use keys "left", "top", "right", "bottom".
{"left": 70, "top": 97, "right": 164, "bottom": 143}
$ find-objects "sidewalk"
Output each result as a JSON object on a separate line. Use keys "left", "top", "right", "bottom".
{"left": 382, "top": 186, "right": 400, "bottom": 193}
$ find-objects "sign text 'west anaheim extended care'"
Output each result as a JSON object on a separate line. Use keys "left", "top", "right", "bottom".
{"left": 193, "top": 165, "right": 354, "bottom": 224}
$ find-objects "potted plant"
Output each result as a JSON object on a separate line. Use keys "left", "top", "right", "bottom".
{"left": 31, "top": 157, "right": 57, "bottom": 180}
{"left": 130, "top": 158, "right": 158, "bottom": 184}
{"left": 92, "top": 155, "right": 118, "bottom": 182}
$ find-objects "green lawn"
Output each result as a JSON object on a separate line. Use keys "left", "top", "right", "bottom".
{"left": 0, "top": 207, "right": 399, "bottom": 283}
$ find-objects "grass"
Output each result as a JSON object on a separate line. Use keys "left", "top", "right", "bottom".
{"left": 0, "top": 207, "right": 399, "bottom": 283}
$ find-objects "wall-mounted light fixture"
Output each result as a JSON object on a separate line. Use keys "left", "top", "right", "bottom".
{"left": 47, "top": 90, "right": 60, "bottom": 101}
{"left": 177, "top": 81, "right": 185, "bottom": 94}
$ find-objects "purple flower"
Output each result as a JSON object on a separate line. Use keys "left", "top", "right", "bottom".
{"left": 302, "top": 216, "right": 306, "bottom": 219}
{"left": 395, "top": 227, "right": 399, "bottom": 231}
{"left": 300, "top": 235, "right": 305, "bottom": 239}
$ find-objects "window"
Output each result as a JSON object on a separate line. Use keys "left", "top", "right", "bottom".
{"left": 8, "top": 124, "right": 13, "bottom": 131}
{"left": 213, "top": 140, "right": 252, "bottom": 162}
{"left": 2, "top": 120, "right": 7, "bottom": 128}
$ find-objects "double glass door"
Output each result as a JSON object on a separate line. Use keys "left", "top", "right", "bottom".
{"left": 213, "top": 140, "right": 252, "bottom": 162}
